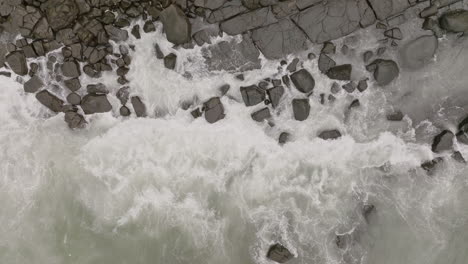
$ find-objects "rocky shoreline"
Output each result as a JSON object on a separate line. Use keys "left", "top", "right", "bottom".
{"left": 1, "top": 0, "right": 468, "bottom": 262}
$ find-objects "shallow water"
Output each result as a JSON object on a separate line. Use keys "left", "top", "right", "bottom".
{"left": 1, "top": 19, "right": 468, "bottom": 264}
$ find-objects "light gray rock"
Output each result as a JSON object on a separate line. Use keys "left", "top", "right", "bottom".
{"left": 160, "top": 4, "right": 191, "bottom": 44}
{"left": 6, "top": 51, "right": 28, "bottom": 76}
{"left": 220, "top": 7, "right": 277, "bottom": 35}
{"left": 267, "top": 243, "right": 294, "bottom": 263}
{"left": 367, "top": 0, "right": 410, "bottom": 20}
{"left": 36, "top": 90, "right": 64, "bottom": 112}
{"left": 203, "top": 97, "right": 225, "bottom": 123}
{"left": 81, "top": 94, "right": 112, "bottom": 114}
{"left": 24, "top": 75, "right": 43, "bottom": 93}
{"left": 292, "top": 98, "right": 310, "bottom": 121}
{"left": 367, "top": 59, "right": 399, "bottom": 86}
{"left": 439, "top": 10, "right": 468, "bottom": 33}
{"left": 432, "top": 130, "right": 454, "bottom": 153}
{"left": 290, "top": 69, "right": 315, "bottom": 93}
{"left": 400, "top": 35, "right": 438, "bottom": 70}
{"left": 241, "top": 85, "right": 266, "bottom": 106}
{"left": 252, "top": 19, "right": 308, "bottom": 59}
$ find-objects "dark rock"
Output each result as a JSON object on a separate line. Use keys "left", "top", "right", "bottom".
{"left": 290, "top": 69, "right": 315, "bottom": 93}
{"left": 258, "top": 81, "right": 269, "bottom": 90}
{"left": 160, "top": 4, "right": 191, "bottom": 45}
{"left": 219, "top": 84, "right": 230, "bottom": 96}
{"left": 105, "top": 25, "right": 129, "bottom": 42}
{"left": 307, "top": 53, "right": 316, "bottom": 60}
{"left": 87, "top": 83, "right": 108, "bottom": 94}
{"left": 279, "top": 132, "right": 290, "bottom": 145}
{"left": 143, "top": 21, "right": 156, "bottom": 33}
{"left": 81, "top": 94, "right": 112, "bottom": 114}
{"left": 366, "top": 59, "right": 399, "bottom": 86}
{"left": 155, "top": 43, "right": 164, "bottom": 59}
{"left": 363, "top": 51, "right": 373, "bottom": 63}
{"left": 384, "top": 28, "right": 402, "bottom": 40}
{"left": 24, "top": 75, "right": 43, "bottom": 93}
{"left": 207, "top": 0, "right": 248, "bottom": 23}
{"left": 321, "top": 41, "right": 336, "bottom": 54}
{"left": 204, "top": 97, "right": 225, "bottom": 123}
{"left": 237, "top": 74, "right": 245, "bottom": 80}
{"left": 349, "top": 99, "right": 360, "bottom": 109}
{"left": 6, "top": 51, "right": 28, "bottom": 76}
{"left": 116, "top": 66, "right": 129, "bottom": 76}
{"left": 342, "top": 82, "right": 356, "bottom": 93}
{"left": 61, "top": 61, "right": 81, "bottom": 78}
{"left": 164, "top": 53, "right": 177, "bottom": 70}
{"left": 386, "top": 110, "right": 404, "bottom": 121}
{"left": 357, "top": 79, "right": 368, "bottom": 92}
{"left": 116, "top": 86, "right": 130, "bottom": 105}
{"left": 439, "top": 10, "right": 468, "bottom": 33}
{"left": 64, "top": 111, "right": 86, "bottom": 129}
{"left": 266, "top": 243, "right": 293, "bottom": 263}
{"left": 272, "top": 79, "right": 282, "bottom": 86}
{"left": 119, "top": 105, "right": 131, "bottom": 116}
{"left": 252, "top": 18, "right": 308, "bottom": 60}
{"left": 422, "top": 17, "right": 444, "bottom": 38}
{"left": 456, "top": 131, "right": 468, "bottom": 145}
{"left": 318, "top": 130, "right": 342, "bottom": 140}
{"left": 191, "top": 108, "right": 202, "bottom": 118}
{"left": 286, "top": 58, "right": 299, "bottom": 72}
{"left": 131, "top": 25, "right": 141, "bottom": 39}
{"left": 36, "top": 90, "right": 64, "bottom": 113}
{"left": 326, "top": 64, "right": 352, "bottom": 81}
{"left": 377, "top": 47, "right": 386, "bottom": 56}
{"left": 44, "top": 0, "right": 79, "bottom": 31}
{"left": 241, "top": 85, "right": 266, "bottom": 106}
{"left": 318, "top": 53, "right": 336, "bottom": 73}
{"left": 64, "top": 78, "right": 81, "bottom": 91}
{"left": 221, "top": 7, "right": 277, "bottom": 35}
{"left": 267, "top": 86, "right": 284, "bottom": 108}
{"left": 400, "top": 35, "right": 438, "bottom": 70}
{"left": 251, "top": 107, "right": 271, "bottom": 122}
{"left": 282, "top": 75, "right": 290, "bottom": 88}
{"left": 292, "top": 98, "right": 310, "bottom": 121}
{"left": 131, "top": 96, "right": 147, "bottom": 117}
{"left": 341, "top": 44, "right": 349, "bottom": 55}
{"left": 432, "top": 130, "right": 454, "bottom": 153}
{"left": 66, "top": 92, "right": 81, "bottom": 105}
{"left": 421, "top": 157, "right": 443, "bottom": 175}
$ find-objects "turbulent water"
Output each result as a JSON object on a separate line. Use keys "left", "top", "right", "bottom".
{"left": 2, "top": 18, "right": 468, "bottom": 264}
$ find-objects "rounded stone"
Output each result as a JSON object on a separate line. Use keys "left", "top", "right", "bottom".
{"left": 66, "top": 92, "right": 81, "bottom": 105}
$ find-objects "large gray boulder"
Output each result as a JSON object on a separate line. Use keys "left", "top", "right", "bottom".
{"left": 204, "top": 97, "right": 225, "bottom": 123}
{"left": 24, "top": 75, "right": 44, "bottom": 93}
{"left": 367, "top": 59, "right": 399, "bottom": 86}
{"left": 160, "top": 5, "right": 191, "bottom": 44}
{"left": 36, "top": 90, "right": 64, "bottom": 113}
{"left": 252, "top": 18, "right": 308, "bottom": 59}
{"left": 291, "top": 0, "right": 376, "bottom": 43}
{"left": 81, "top": 94, "right": 112, "bottom": 115}
{"left": 104, "top": 25, "right": 129, "bottom": 42}
{"left": 432, "top": 130, "right": 454, "bottom": 153}
{"left": 292, "top": 98, "right": 310, "bottom": 121}
{"left": 220, "top": 7, "right": 277, "bottom": 35}
{"left": 6, "top": 51, "right": 28, "bottom": 76}
{"left": 290, "top": 69, "right": 315, "bottom": 93}
{"left": 207, "top": 0, "right": 248, "bottom": 23}
{"left": 367, "top": 0, "right": 410, "bottom": 20}
{"left": 43, "top": 0, "right": 79, "bottom": 31}
{"left": 241, "top": 85, "right": 266, "bottom": 106}
{"left": 326, "top": 64, "right": 352, "bottom": 81}
{"left": 400, "top": 35, "right": 438, "bottom": 70}
{"left": 267, "top": 243, "right": 293, "bottom": 263}
{"left": 61, "top": 61, "right": 81, "bottom": 78}
{"left": 131, "top": 96, "right": 147, "bottom": 117}
{"left": 439, "top": 10, "right": 468, "bottom": 33}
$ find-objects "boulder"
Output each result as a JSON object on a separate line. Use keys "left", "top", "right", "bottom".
{"left": 318, "top": 53, "right": 336, "bottom": 73}
{"left": 432, "top": 130, "right": 454, "bottom": 153}
{"left": 439, "top": 10, "right": 468, "bottom": 33}
{"left": 367, "top": 0, "right": 410, "bottom": 20}
{"left": 160, "top": 4, "right": 191, "bottom": 44}
{"left": 279, "top": 132, "right": 290, "bottom": 144}
{"left": 64, "top": 78, "right": 81, "bottom": 91}
{"left": 367, "top": 59, "right": 399, "bottom": 86}
{"left": 326, "top": 64, "right": 352, "bottom": 81}
{"left": 290, "top": 69, "right": 315, "bottom": 93}
{"left": 400, "top": 35, "right": 438, "bottom": 70}
{"left": 164, "top": 53, "right": 177, "bottom": 70}
{"left": 104, "top": 25, "right": 128, "bottom": 42}
{"left": 64, "top": 111, "right": 86, "bottom": 129}
{"left": 87, "top": 83, "right": 108, "bottom": 94}
{"left": 241, "top": 85, "right": 266, "bottom": 106}
{"left": 292, "top": 98, "right": 310, "bottom": 121}
{"left": 318, "top": 130, "right": 342, "bottom": 140}
{"left": 252, "top": 18, "right": 308, "bottom": 59}
{"left": 81, "top": 94, "right": 112, "bottom": 114}
{"left": 61, "top": 61, "right": 81, "bottom": 78}
{"left": 36, "top": 90, "right": 64, "bottom": 112}
{"left": 207, "top": 0, "right": 248, "bottom": 23}
{"left": 251, "top": 107, "right": 271, "bottom": 122}
{"left": 421, "top": 157, "right": 443, "bottom": 175}
{"left": 266, "top": 243, "right": 293, "bottom": 263}
{"left": 203, "top": 97, "right": 225, "bottom": 123}
{"left": 221, "top": 7, "right": 277, "bottom": 35}
{"left": 384, "top": 28, "right": 403, "bottom": 40}
{"left": 267, "top": 86, "right": 284, "bottom": 108}
{"left": 131, "top": 96, "right": 147, "bottom": 117}
{"left": 116, "top": 86, "right": 130, "bottom": 105}
{"left": 66, "top": 92, "right": 81, "bottom": 105}
{"left": 24, "top": 75, "right": 44, "bottom": 93}
{"left": 6, "top": 51, "right": 28, "bottom": 75}
{"left": 44, "top": 0, "right": 79, "bottom": 31}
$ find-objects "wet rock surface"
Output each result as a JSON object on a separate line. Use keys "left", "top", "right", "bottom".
{"left": 267, "top": 243, "right": 293, "bottom": 263}
{"left": 81, "top": 94, "right": 112, "bottom": 115}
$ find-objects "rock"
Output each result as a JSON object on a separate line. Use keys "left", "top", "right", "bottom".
{"left": 342, "top": 82, "right": 356, "bottom": 93}
{"left": 421, "top": 157, "right": 443, "bottom": 175}
{"left": 308, "top": 53, "right": 316, "bottom": 60}
{"left": 36, "top": 90, "right": 64, "bottom": 112}
{"left": 400, "top": 35, "right": 438, "bottom": 70}
{"left": 6, "top": 51, "right": 28, "bottom": 76}
{"left": 66, "top": 92, "right": 81, "bottom": 105}
{"left": 363, "top": 51, "right": 373, "bottom": 63}
{"left": 219, "top": 84, "right": 230, "bottom": 96}
{"left": 286, "top": 58, "right": 299, "bottom": 72}
{"left": 252, "top": 18, "right": 308, "bottom": 60}
{"left": 64, "top": 111, "right": 86, "bottom": 129}
{"left": 318, "top": 130, "right": 342, "bottom": 140}
{"left": 251, "top": 107, "right": 271, "bottom": 122}
{"left": 386, "top": 110, "right": 404, "bottom": 121}
{"left": 131, "top": 96, "right": 147, "bottom": 117}
{"left": 321, "top": 42, "right": 336, "bottom": 54}
{"left": 290, "top": 69, "right": 315, "bottom": 93}
{"left": 160, "top": 4, "right": 191, "bottom": 44}
{"left": 357, "top": 79, "right": 368, "bottom": 92}
{"left": 64, "top": 78, "right": 81, "bottom": 91}
{"left": 292, "top": 98, "right": 310, "bottom": 121}
{"left": 456, "top": 131, "right": 468, "bottom": 145}
{"left": 116, "top": 87, "right": 130, "bottom": 105}
{"left": 24, "top": 75, "right": 43, "bottom": 93}
{"left": 131, "top": 25, "right": 141, "bottom": 39}
{"left": 204, "top": 97, "right": 225, "bottom": 123}
{"left": 116, "top": 67, "right": 129, "bottom": 76}
{"left": 341, "top": 45, "right": 349, "bottom": 55}
{"left": 331, "top": 82, "right": 341, "bottom": 94}
{"left": 241, "top": 85, "right": 266, "bottom": 106}
{"left": 164, "top": 53, "right": 177, "bottom": 70}
{"left": 279, "top": 132, "right": 290, "bottom": 144}
{"left": 326, "top": 64, "right": 352, "bottom": 81}
{"left": 362, "top": 204, "right": 376, "bottom": 222}
{"left": 191, "top": 108, "right": 202, "bottom": 118}
{"left": 119, "top": 106, "right": 131, "bottom": 116}
{"left": 366, "top": 59, "right": 399, "bottom": 86}
{"left": 143, "top": 21, "right": 156, "bottom": 33}
{"left": 202, "top": 34, "right": 261, "bottom": 72}
{"left": 367, "top": 0, "right": 410, "bottom": 20}
{"left": 44, "top": 0, "right": 79, "bottom": 31}
{"left": 87, "top": 83, "right": 108, "bottom": 94}
{"left": 105, "top": 25, "right": 128, "bottom": 42}
{"left": 266, "top": 243, "right": 293, "bottom": 263}
{"left": 61, "top": 61, "right": 81, "bottom": 78}
{"left": 318, "top": 54, "right": 336, "bottom": 73}
{"left": 349, "top": 99, "right": 360, "bottom": 109}
{"left": 452, "top": 151, "right": 466, "bottom": 163}
{"left": 81, "top": 94, "right": 112, "bottom": 114}
{"left": 291, "top": 0, "right": 376, "bottom": 44}
{"left": 432, "top": 130, "right": 454, "bottom": 153}
{"left": 439, "top": 10, "right": 468, "bottom": 33}
{"left": 384, "top": 28, "right": 403, "bottom": 40}
{"left": 267, "top": 86, "right": 284, "bottom": 108}
{"left": 207, "top": 0, "right": 248, "bottom": 23}
{"left": 221, "top": 7, "right": 277, "bottom": 35}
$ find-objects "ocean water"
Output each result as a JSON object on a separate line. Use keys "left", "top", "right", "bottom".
{"left": 1, "top": 19, "right": 468, "bottom": 264}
